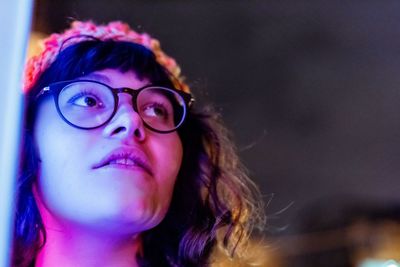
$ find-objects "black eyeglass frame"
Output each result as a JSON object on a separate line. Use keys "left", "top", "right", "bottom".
{"left": 36, "top": 79, "right": 195, "bottom": 133}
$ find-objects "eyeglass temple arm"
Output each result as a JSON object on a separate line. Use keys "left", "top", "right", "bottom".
{"left": 187, "top": 97, "right": 195, "bottom": 108}
{"left": 35, "top": 86, "right": 50, "bottom": 100}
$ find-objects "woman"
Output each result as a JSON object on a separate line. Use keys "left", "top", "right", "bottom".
{"left": 14, "top": 21, "right": 265, "bottom": 267}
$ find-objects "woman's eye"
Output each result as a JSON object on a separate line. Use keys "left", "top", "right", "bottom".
{"left": 142, "top": 103, "right": 169, "bottom": 119}
{"left": 69, "top": 93, "right": 103, "bottom": 108}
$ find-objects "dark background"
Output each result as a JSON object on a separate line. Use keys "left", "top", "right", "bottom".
{"left": 32, "top": 0, "right": 400, "bottom": 245}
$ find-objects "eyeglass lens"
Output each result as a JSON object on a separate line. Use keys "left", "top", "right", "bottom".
{"left": 57, "top": 81, "right": 186, "bottom": 131}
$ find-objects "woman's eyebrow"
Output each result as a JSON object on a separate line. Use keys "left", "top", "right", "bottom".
{"left": 79, "top": 73, "right": 110, "bottom": 83}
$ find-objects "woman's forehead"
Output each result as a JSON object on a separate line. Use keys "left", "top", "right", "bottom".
{"left": 80, "top": 69, "right": 150, "bottom": 88}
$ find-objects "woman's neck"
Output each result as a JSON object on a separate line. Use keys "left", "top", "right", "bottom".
{"left": 34, "top": 225, "right": 141, "bottom": 267}
{"left": 33, "top": 189, "right": 142, "bottom": 267}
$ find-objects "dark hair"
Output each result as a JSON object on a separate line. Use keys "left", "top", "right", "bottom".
{"left": 13, "top": 40, "right": 265, "bottom": 267}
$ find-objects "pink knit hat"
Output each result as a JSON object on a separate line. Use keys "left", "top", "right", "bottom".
{"left": 23, "top": 20, "right": 190, "bottom": 93}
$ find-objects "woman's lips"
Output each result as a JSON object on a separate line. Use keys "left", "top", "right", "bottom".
{"left": 92, "top": 147, "right": 153, "bottom": 176}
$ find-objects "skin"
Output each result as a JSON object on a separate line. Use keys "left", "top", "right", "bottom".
{"left": 33, "top": 69, "right": 183, "bottom": 267}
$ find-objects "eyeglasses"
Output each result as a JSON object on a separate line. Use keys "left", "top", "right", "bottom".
{"left": 36, "top": 80, "right": 195, "bottom": 133}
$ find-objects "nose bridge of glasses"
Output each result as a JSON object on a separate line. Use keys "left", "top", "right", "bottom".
{"left": 114, "top": 87, "right": 140, "bottom": 111}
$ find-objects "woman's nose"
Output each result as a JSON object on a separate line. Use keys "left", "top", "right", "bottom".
{"left": 102, "top": 94, "right": 146, "bottom": 143}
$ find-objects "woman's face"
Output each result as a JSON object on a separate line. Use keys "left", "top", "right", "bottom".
{"left": 34, "top": 69, "right": 183, "bottom": 235}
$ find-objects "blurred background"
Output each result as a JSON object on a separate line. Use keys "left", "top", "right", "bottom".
{"left": 28, "top": 0, "right": 400, "bottom": 266}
